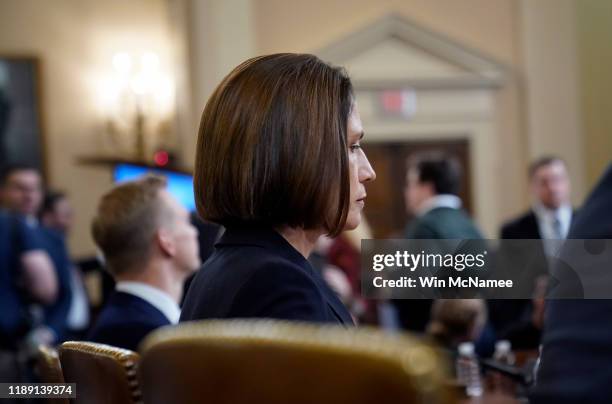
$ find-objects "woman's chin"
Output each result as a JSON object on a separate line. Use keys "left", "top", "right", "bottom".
{"left": 343, "top": 212, "right": 361, "bottom": 231}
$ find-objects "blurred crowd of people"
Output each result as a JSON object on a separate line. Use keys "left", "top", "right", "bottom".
{"left": 0, "top": 151, "right": 574, "bottom": 384}
{"left": 394, "top": 154, "right": 571, "bottom": 357}
{"left": 0, "top": 165, "right": 89, "bottom": 381}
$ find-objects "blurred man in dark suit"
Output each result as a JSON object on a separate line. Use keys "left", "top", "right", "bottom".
{"left": 0, "top": 165, "right": 72, "bottom": 343}
{"left": 394, "top": 152, "right": 483, "bottom": 332}
{"left": 40, "top": 191, "right": 90, "bottom": 339}
{"left": 501, "top": 156, "right": 574, "bottom": 243}
{"left": 492, "top": 157, "right": 575, "bottom": 350}
{"left": 0, "top": 209, "right": 57, "bottom": 381}
{"left": 530, "top": 163, "right": 612, "bottom": 403}
{"left": 88, "top": 175, "right": 200, "bottom": 351}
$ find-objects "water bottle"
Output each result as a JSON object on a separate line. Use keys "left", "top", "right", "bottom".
{"left": 493, "top": 340, "right": 515, "bottom": 365}
{"left": 493, "top": 340, "right": 516, "bottom": 392}
{"left": 456, "top": 342, "right": 483, "bottom": 397}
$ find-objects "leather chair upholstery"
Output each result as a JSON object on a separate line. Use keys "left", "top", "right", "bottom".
{"left": 140, "top": 320, "right": 453, "bottom": 404}
{"left": 59, "top": 341, "right": 142, "bottom": 404}
{"left": 37, "top": 345, "right": 69, "bottom": 404}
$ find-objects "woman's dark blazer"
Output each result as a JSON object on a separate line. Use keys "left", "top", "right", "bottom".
{"left": 180, "top": 224, "right": 354, "bottom": 326}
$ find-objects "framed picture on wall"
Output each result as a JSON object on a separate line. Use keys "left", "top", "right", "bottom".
{"left": 0, "top": 56, "right": 46, "bottom": 178}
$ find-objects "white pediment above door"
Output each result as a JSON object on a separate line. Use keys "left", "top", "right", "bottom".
{"left": 316, "top": 14, "right": 508, "bottom": 89}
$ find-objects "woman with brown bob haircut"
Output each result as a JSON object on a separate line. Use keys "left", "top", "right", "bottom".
{"left": 180, "top": 53, "right": 375, "bottom": 325}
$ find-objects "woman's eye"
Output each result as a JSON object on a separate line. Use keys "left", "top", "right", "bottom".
{"left": 350, "top": 144, "right": 361, "bottom": 152}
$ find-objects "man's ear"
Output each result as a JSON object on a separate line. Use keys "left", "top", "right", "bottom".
{"left": 156, "top": 228, "right": 176, "bottom": 257}
{"left": 423, "top": 181, "right": 436, "bottom": 197}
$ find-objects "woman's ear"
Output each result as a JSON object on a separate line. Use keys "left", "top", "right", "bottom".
{"left": 156, "top": 228, "right": 176, "bottom": 257}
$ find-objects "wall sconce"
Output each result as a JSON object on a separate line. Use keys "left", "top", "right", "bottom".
{"left": 99, "top": 51, "right": 175, "bottom": 162}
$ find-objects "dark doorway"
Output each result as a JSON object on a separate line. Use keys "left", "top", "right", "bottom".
{"left": 362, "top": 138, "right": 472, "bottom": 238}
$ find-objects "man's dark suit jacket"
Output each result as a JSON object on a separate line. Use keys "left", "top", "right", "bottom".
{"left": 180, "top": 224, "right": 354, "bottom": 326}
{"left": 0, "top": 212, "right": 39, "bottom": 348}
{"left": 493, "top": 211, "right": 543, "bottom": 349}
{"left": 35, "top": 226, "right": 72, "bottom": 342}
{"left": 87, "top": 291, "right": 170, "bottom": 351}
{"left": 495, "top": 208, "right": 576, "bottom": 350}
{"left": 501, "top": 208, "right": 577, "bottom": 239}
{"left": 530, "top": 164, "right": 612, "bottom": 403}
{"left": 500, "top": 211, "right": 542, "bottom": 239}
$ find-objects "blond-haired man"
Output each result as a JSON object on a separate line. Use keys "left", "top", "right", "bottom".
{"left": 87, "top": 176, "right": 200, "bottom": 350}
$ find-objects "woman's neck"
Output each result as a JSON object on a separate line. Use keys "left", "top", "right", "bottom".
{"left": 276, "top": 226, "right": 323, "bottom": 258}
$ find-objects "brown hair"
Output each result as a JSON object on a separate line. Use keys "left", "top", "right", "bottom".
{"left": 407, "top": 151, "right": 462, "bottom": 196}
{"left": 528, "top": 155, "right": 566, "bottom": 178}
{"left": 91, "top": 175, "right": 168, "bottom": 276}
{"left": 194, "top": 53, "right": 353, "bottom": 236}
{"left": 427, "top": 299, "right": 487, "bottom": 348}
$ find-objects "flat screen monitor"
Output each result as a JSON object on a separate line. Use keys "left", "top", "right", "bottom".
{"left": 113, "top": 163, "right": 196, "bottom": 212}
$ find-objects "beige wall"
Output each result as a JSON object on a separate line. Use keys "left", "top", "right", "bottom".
{"left": 520, "top": 0, "right": 584, "bottom": 204}
{"left": 253, "top": 0, "right": 597, "bottom": 224}
{"left": 183, "top": 0, "right": 256, "bottom": 165}
{"left": 255, "top": 0, "right": 519, "bottom": 66}
{"left": 0, "top": 0, "right": 604, "bottom": 256}
{"left": 0, "top": 0, "right": 174, "bottom": 257}
{"left": 575, "top": 0, "right": 612, "bottom": 188}
{"left": 253, "top": 0, "right": 528, "bottom": 230}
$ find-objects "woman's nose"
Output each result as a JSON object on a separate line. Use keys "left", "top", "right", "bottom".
{"left": 359, "top": 153, "right": 376, "bottom": 183}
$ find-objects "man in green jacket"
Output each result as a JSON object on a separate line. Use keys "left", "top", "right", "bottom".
{"left": 404, "top": 153, "right": 482, "bottom": 240}
{"left": 394, "top": 152, "right": 483, "bottom": 332}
